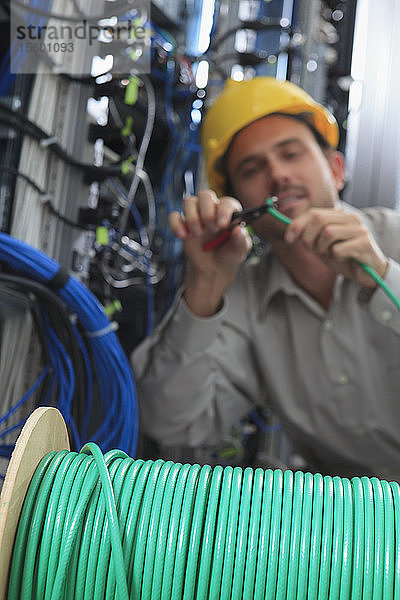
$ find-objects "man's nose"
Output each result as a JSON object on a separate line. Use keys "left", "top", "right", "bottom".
{"left": 268, "top": 158, "right": 290, "bottom": 193}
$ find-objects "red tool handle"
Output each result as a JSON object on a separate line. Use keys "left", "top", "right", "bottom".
{"left": 202, "top": 229, "right": 232, "bottom": 251}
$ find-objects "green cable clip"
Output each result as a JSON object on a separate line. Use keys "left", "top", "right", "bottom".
{"left": 96, "top": 226, "right": 109, "bottom": 246}
{"left": 124, "top": 76, "right": 140, "bottom": 106}
{"left": 121, "top": 156, "right": 135, "bottom": 176}
{"left": 121, "top": 115, "right": 134, "bottom": 138}
{"left": 104, "top": 299, "right": 122, "bottom": 318}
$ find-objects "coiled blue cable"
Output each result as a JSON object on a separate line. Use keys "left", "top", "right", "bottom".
{"left": 0, "top": 232, "right": 138, "bottom": 455}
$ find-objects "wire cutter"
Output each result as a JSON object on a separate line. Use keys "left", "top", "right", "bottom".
{"left": 203, "top": 197, "right": 277, "bottom": 250}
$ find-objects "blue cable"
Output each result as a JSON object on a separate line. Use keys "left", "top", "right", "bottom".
{"left": 45, "top": 325, "right": 75, "bottom": 423}
{"left": 71, "top": 322, "right": 93, "bottom": 441}
{"left": 0, "top": 367, "right": 49, "bottom": 462}
{"left": 0, "top": 445, "right": 14, "bottom": 458}
{"left": 0, "top": 420, "right": 25, "bottom": 441}
{"left": 250, "top": 409, "right": 282, "bottom": 434}
{"left": 0, "top": 232, "right": 138, "bottom": 457}
{"left": 0, "top": 366, "right": 49, "bottom": 429}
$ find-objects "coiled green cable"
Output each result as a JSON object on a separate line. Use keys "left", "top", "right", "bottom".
{"left": 253, "top": 468, "right": 273, "bottom": 598}
{"left": 265, "top": 198, "right": 400, "bottom": 311}
{"left": 7, "top": 445, "right": 400, "bottom": 599}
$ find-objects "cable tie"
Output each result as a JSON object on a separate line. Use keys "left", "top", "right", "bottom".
{"left": 40, "top": 136, "right": 58, "bottom": 148}
{"left": 47, "top": 266, "right": 70, "bottom": 291}
{"left": 86, "top": 321, "right": 119, "bottom": 338}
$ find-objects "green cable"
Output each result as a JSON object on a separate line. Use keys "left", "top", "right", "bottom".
{"left": 108, "top": 458, "right": 143, "bottom": 598}
{"left": 276, "top": 469, "right": 294, "bottom": 598}
{"left": 182, "top": 464, "right": 212, "bottom": 600}
{"left": 359, "top": 263, "right": 400, "bottom": 310}
{"left": 389, "top": 481, "right": 400, "bottom": 597}
{"left": 171, "top": 463, "right": 201, "bottom": 598}
{"left": 265, "top": 468, "right": 283, "bottom": 596}
{"left": 220, "top": 466, "right": 242, "bottom": 598}
{"left": 231, "top": 466, "right": 254, "bottom": 599}
{"left": 362, "top": 476, "right": 375, "bottom": 599}
{"left": 308, "top": 472, "right": 324, "bottom": 600}
{"left": 132, "top": 458, "right": 163, "bottom": 594}
{"left": 330, "top": 476, "right": 344, "bottom": 599}
{"left": 141, "top": 460, "right": 174, "bottom": 597}
{"left": 124, "top": 459, "right": 154, "bottom": 589}
{"left": 253, "top": 468, "right": 273, "bottom": 599}
{"left": 10, "top": 450, "right": 65, "bottom": 598}
{"left": 319, "top": 476, "right": 334, "bottom": 599}
{"left": 266, "top": 202, "right": 293, "bottom": 226}
{"left": 339, "top": 477, "right": 353, "bottom": 599}
{"left": 208, "top": 465, "right": 233, "bottom": 597}
{"left": 372, "top": 478, "right": 385, "bottom": 599}
{"left": 297, "top": 471, "right": 314, "bottom": 598}
{"left": 382, "top": 480, "right": 395, "bottom": 599}
{"left": 351, "top": 477, "right": 365, "bottom": 598}
{"left": 40, "top": 451, "right": 85, "bottom": 598}
{"left": 150, "top": 461, "right": 182, "bottom": 598}
{"left": 286, "top": 471, "right": 304, "bottom": 598}
{"left": 79, "top": 458, "right": 105, "bottom": 599}
{"left": 196, "top": 464, "right": 223, "bottom": 599}
{"left": 161, "top": 462, "right": 192, "bottom": 599}
{"left": 55, "top": 452, "right": 96, "bottom": 599}
{"left": 241, "top": 467, "right": 264, "bottom": 599}
{"left": 8, "top": 447, "right": 400, "bottom": 599}
{"left": 265, "top": 197, "right": 400, "bottom": 311}
{"left": 92, "top": 455, "right": 125, "bottom": 600}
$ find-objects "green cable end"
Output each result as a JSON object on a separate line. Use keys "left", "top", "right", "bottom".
{"left": 265, "top": 197, "right": 292, "bottom": 226}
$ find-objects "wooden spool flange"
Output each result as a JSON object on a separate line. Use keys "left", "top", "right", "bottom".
{"left": 0, "top": 407, "right": 70, "bottom": 599}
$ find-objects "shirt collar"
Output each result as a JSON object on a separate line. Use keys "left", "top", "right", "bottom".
{"left": 259, "top": 251, "right": 347, "bottom": 319}
{"left": 259, "top": 250, "right": 318, "bottom": 314}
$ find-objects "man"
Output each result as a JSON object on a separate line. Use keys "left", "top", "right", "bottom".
{"left": 132, "top": 77, "right": 400, "bottom": 480}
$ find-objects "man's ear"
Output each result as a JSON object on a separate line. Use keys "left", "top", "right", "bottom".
{"left": 328, "top": 150, "right": 346, "bottom": 192}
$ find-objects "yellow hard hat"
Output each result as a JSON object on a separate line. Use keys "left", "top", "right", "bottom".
{"left": 201, "top": 77, "right": 339, "bottom": 196}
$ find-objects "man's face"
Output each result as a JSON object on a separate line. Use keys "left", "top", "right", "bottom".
{"left": 225, "top": 114, "right": 345, "bottom": 240}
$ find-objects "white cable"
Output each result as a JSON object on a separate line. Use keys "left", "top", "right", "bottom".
{"left": 118, "top": 74, "right": 156, "bottom": 233}
{"left": 135, "top": 168, "right": 156, "bottom": 245}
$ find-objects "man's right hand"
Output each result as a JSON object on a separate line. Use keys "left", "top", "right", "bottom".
{"left": 168, "top": 190, "right": 252, "bottom": 317}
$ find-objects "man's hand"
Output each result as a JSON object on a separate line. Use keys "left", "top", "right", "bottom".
{"left": 169, "top": 190, "right": 252, "bottom": 316}
{"left": 285, "top": 208, "right": 388, "bottom": 288}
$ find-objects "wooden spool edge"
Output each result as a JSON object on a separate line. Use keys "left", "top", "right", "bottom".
{"left": 0, "top": 407, "right": 70, "bottom": 599}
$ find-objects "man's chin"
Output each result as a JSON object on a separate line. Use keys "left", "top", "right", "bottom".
{"left": 278, "top": 198, "right": 309, "bottom": 220}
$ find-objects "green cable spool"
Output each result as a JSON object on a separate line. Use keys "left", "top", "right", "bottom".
{"left": 2, "top": 408, "right": 400, "bottom": 599}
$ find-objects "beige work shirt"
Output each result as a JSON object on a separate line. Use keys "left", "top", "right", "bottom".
{"left": 132, "top": 205, "right": 400, "bottom": 481}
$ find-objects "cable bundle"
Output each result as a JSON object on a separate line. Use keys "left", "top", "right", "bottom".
{"left": 7, "top": 444, "right": 400, "bottom": 599}
{"left": 0, "top": 233, "right": 138, "bottom": 456}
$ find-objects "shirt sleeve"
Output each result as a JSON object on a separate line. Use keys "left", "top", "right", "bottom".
{"left": 365, "top": 258, "right": 400, "bottom": 334}
{"left": 359, "top": 207, "right": 400, "bottom": 334}
{"left": 131, "top": 283, "right": 264, "bottom": 447}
